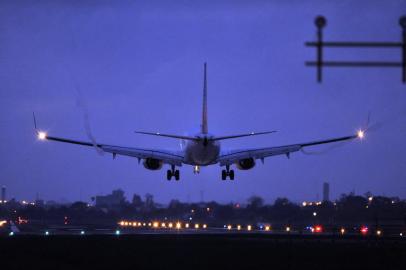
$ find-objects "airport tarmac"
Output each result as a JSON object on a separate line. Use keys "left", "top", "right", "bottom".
{"left": 1, "top": 233, "right": 405, "bottom": 269}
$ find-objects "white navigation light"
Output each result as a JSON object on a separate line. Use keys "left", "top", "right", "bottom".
{"left": 357, "top": 130, "right": 365, "bottom": 139}
{"left": 38, "top": 131, "right": 47, "bottom": 140}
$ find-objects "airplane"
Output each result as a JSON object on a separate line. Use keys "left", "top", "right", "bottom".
{"left": 34, "top": 63, "right": 365, "bottom": 181}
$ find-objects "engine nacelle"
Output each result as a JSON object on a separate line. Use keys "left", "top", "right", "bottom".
{"left": 143, "top": 158, "right": 163, "bottom": 170}
{"left": 235, "top": 158, "right": 256, "bottom": 170}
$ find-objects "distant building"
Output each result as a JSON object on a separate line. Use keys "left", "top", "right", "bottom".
{"left": 95, "top": 189, "right": 126, "bottom": 208}
{"left": 323, "top": 182, "right": 330, "bottom": 202}
{"left": 1, "top": 186, "right": 5, "bottom": 203}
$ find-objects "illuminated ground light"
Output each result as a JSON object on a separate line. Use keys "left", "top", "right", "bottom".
{"left": 176, "top": 222, "right": 181, "bottom": 229}
{"left": 168, "top": 223, "right": 173, "bottom": 228}
{"left": 227, "top": 225, "right": 232, "bottom": 230}
{"left": 115, "top": 230, "right": 120, "bottom": 235}
{"left": 45, "top": 231, "right": 49, "bottom": 236}
{"left": 286, "top": 226, "right": 291, "bottom": 232}
{"left": 80, "top": 231, "right": 85, "bottom": 235}
{"left": 265, "top": 226, "right": 270, "bottom": 231}
{"left": 313, "top": 225, "right": 323, "bottom": 233}
{"left": 313, "top": 212, "right": 317, "bottom": 217}
{"left": 153, "top": 222, "right": 159, "bottom": 228}
{"left": 340, "top": 228, "right": 346, "bottom": 235}
{"left": 148, "top": 223, "right": 152, "bottom": 227}
{"left": 185, "top": 223, "right": 190, "bottom": 229}
{"left": 119, "top": 221, "right": 125, "bottom": 226}
{"left": 237, "top": 225, "right": 241, "bottom": 231}
{"left": 194, "top": 224, "right": 200, "bottom": 229}
{"left": 9, "top": 232, "right": 14, "bottom": 236}
{"left": 203, "top": 224, "right": 207, "bottom": 229}
{"left": 247, "top": 225, "right": 252, "bottom": 231}
{"left": 376, "top": 230, "right": 382, "bottom": 236}
{"left": 161, "top": 223, "right": 166, "bottom": 228}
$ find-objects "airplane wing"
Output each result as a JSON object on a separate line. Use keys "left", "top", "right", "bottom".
{"left": 38, "top": 133, "right": 184, "bottom": 166}
{"left": 217, "top": 132, "right": 363, "bottom": 166}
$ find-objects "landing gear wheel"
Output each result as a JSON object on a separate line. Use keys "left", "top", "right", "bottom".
{"left": 229, "top": 170, "right": 235, "bottom": 180}
{"left": 167, "top": 170, "right": 172, "bottom": 181}
{"left": 221, "top": 170, "right": 227, "bottom": 180}
{"left": 174, "top": 170, "right": 180, "bottom": 181}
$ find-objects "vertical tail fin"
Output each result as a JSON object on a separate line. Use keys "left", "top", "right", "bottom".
{"left": 201, "top": 63, "right": 208, "bottom": 134}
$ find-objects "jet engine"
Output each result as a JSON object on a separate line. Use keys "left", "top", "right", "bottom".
{"left": 235, "top": 158, "right": 255, "bottom": 170}
{"left": 143, "top": 158, "right": 163, "bottom": 170}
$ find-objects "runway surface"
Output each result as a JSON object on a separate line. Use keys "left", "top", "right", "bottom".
{"left": 1, "top": 233, "right": 405, "bottom": 269}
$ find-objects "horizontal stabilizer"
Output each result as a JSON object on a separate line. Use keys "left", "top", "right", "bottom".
{"left": 212, "top": 131, "right": 277, "bottom": 141}
{"left": 135, "top": 131, "right": 198, "bottom": 141}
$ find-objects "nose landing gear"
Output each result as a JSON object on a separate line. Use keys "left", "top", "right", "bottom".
{"left": 167, "top": 165, "right": 180, "bottom": 181}
{"left": 221, "top": 165, "right": 234, "bottom": 180}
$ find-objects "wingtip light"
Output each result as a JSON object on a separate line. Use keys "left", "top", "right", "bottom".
{"left": 357, "top": 130, "right": 365, "bottom": 139}
{"left": 38, "top": 131, "right": 47, "bottom": 140}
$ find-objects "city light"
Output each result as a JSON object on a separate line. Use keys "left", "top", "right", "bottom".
{"left": 368, "top": 196, "right": 373, "bottom": 202}
{"left": 9, "top": 232, "right": 14, "bottom": 236}
{"left": 265, "top": 226, "right": 270, "bottom": 231}
{"left": 376, "top": 230, "right": 382, "bottom": 236}
{"left": 313, "top": 212, "right": 317, "bottom": 216}
{"left": 45, "top": 231, "right": 49, "bottom": 236}
{"left": 115, "top": 230, "right": 120, "bottom": 235}
{"left": 237, "top": 225, "right": 241, "bottom": 231}
{"left": 80, "top": 231, "right": 85, "bottom": 235}
{"left": 185, "top": 223, "right": 190, "bottom": 228}
{"left": 302, "top": 202, "right": 307, "bottom": 207}
{"left": 0, "top": 220, "right": 6, "bottom": 227}
{"left": 247, "top": 225, "right": 252, "bottom": 231}
{"left": 203, "top": 224, "right": 207, "bottom": 229}
{"left": 153, "top": 222, "right": 159, "bottom": 228}
{"left": 340, "top": 228, "right": 345, "bottom": 235}
{"left": 194, "top": 224, "right": 200, "bottom": 229}
{"left": 161, "top": 222, "right": 166, "bottom": 228}
{"left": 286, "top": 226, "right": 291, "bottom": 232}
{"left": 176, "top": 222, "right": 181, "bottom": 229}
{"left": 168, "top": 222, "right": 173, "bottom": 228}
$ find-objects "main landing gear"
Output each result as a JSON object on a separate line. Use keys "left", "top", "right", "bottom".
{"left": 221, "top": 165, "right": 234, "bottom": 180}
{"left": 167, "top": 165, "right": 180, "bottom": 181}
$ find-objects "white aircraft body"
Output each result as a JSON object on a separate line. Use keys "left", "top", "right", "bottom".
{"left": 34, "top": 63, "right": 365, "bottom": 181}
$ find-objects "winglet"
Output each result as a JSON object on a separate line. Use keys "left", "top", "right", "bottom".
{"left": 33, "top": 112, "right": 38, "bottom": 133}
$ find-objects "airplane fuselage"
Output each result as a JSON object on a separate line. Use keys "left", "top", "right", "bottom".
{"left": 184, "top": 133, "right": 220, "bottom": 165}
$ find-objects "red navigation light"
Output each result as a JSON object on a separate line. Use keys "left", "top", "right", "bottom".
{"left": 360, "top": 226, "right": 369, "bottom": 235}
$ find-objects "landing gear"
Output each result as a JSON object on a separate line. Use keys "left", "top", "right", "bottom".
{"left": 167, "top": 165, "right": 180, "bottom": 181}
{"left": 221, "top": 165, "right": 234, "bottom": 180}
